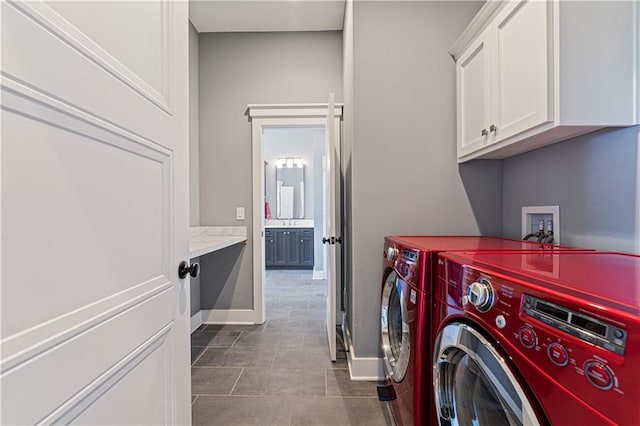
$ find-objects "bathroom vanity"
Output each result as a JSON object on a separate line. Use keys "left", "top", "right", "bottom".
{"left": 264, "top": 220, "right": 314, "bottom": 269}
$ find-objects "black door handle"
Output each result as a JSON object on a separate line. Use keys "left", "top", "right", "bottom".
{"left": 323, "top": 236, "right": 343, "bottom": 245}
{"left": 178, "top": 260, "right": 200, "bottom": 279}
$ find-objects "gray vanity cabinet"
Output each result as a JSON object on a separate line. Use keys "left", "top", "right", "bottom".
{"left": 265, "top": 228, "right": 314, "bottom": 269}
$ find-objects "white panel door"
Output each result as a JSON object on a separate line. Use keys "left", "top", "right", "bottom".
{"left": 492, "top": 0, "right": 551, "bottom": 142}
{"left": 457, "top": 30, "right": 491, "bottom": 158}
{"left": 1, "top": 1, "right": 191, "bottom": 424}
{"left": 324, "top": 93, "right": 341, "bottom": 362}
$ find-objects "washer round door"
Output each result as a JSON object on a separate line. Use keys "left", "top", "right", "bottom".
{"left": 380, "top": 270, "right": 410, "bottom": 382}
{"left": 433, "top": 323, "right": 541, "bottom": 426}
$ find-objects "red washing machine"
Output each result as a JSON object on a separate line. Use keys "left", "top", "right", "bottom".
{"left": 380, "top": 236, "right": 590, "bottom": 426}
{"left": 433, "top": 251, "right": 640, "bottom": 425}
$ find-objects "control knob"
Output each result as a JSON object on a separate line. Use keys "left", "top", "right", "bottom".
{"left": 519, "top": 327, "right": 537, "bottom": 349}
{"left": 386, "top": 246, "right": 399, "bottom": 262}
{"left": 547, "top": 342, "right": 569, "bottom": 367}
{"left": 467, "top": 279, "right": 494, "bottom": 313}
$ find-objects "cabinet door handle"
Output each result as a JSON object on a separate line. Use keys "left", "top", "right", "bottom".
{"left": 489, "top": 124, "right": 497, "bottom": 133}
{"left": 481, "top": 128, "right": 488, "bottom": 136}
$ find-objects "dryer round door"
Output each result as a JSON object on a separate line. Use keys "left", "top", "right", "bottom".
{"left": 380, "top": 270, "right": 410, "bottom": 382}
{"left": 433, "top": 323, "right": 541, "bottom": 426}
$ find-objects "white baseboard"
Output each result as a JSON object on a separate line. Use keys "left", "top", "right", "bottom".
{"left": 190, "top": 311, "right": 203, "bottom": 333}
{"left": 201, "top": 309, "right": 257, "bottom": 324}
{"left": 342, "top": 323, "right": 385, "bottom": 381}
{"left": 312, "top": 269, "right": 326, "bottom": 280}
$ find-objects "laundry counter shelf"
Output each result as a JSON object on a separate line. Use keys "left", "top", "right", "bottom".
{"left": 189, "top": 226, "right": 248, "bottom": 258}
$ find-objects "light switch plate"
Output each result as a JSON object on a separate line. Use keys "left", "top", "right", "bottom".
{"left": 236, "top": 207, "right": 245, "bottom": 221}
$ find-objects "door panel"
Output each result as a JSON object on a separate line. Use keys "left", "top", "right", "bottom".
{"left": 1, "top": 103, "right": 168, "bottom": 336}
{"left": 69, "top": 330, "right": 172, "bottom": 425}
{"left": 300, "top": 234, "right": 314, "bottom": 267}
{"left": 1, "top": 1, "right": 173, "bottom": 136}
{"left": 286, "top": 230, "right": 301, "bottom": 265}
{"left": 274, "top": 229, "right": 288, "bottom": 265}
{"left": 493, "top": 0, "right": 550, "bottom": 142}
{"left": 457, "top": 31, "right": 491, "bottom": 157}
{"left": 325, "top": 94, "right": 339, "bottom": 361}
{"left": 1, "top": 1, "right": 190, "bottom": 424}
{"left": 47, "top": 0, "right": 167, "bottom": 96}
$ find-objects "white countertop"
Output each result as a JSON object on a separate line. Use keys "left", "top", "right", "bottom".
{"left": 189, "top": 226, "right": 247, "bottom": 258}
{"left": 264, "top": 219, "right": 315, "bottom": 228}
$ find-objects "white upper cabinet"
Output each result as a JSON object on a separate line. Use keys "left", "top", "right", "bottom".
{"left": 451, "top": 0, "right": 639, "bottom": 162}
{"left": 457, "top": 29, "right": 491, "bottom": 158}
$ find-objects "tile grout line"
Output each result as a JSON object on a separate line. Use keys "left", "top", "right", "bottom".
{"left": 324, "top": 367, "right": 328, "bottom": 398}
{"left": 229, "top": 367, "right": 245, "bottom": 396}
{"left": 191, "top": 395, "right": 199, "bottom": 405}
{"left": 191, "top": 347, "right": 208, "bottom": 366}
{"left": 229, "top": 332, "right": 242, "bottom": 348}
{"left": 288, "top": 395, "right": 295, "bottom": 426}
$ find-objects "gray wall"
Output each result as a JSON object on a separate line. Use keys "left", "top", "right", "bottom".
{"left": 199, "top": 31, "right": 343, "bottom": 310}
{"left": 189, "top": 22, "right": 200, "bottom": 317}
{"left": 502, "top": 126, "right": 640, "bottom": 253}
{"left": 347, "top": 1, "right": 500, "bottom": 357}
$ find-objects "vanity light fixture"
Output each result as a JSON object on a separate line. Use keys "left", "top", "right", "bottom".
{"left": 276, "top": 157, "right": 304, "bottom": 168}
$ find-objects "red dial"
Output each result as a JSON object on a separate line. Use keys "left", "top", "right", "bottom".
{"left": 547, "top": 343, "right": 569, "bottom": 367}
{"left": 584, "top": 361, "right": 614, "bottom": 390}
{"left": 519, "top": 327, "right": 537, "bottom": 349}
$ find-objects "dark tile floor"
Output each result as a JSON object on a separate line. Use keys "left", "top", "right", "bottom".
{"left": 191, "top": 270, "right": 394, "bottom": 425}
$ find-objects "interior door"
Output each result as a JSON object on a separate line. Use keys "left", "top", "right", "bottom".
{"left": 1, "top": 1, "right": 190, "bottom": 424}
{"left": 324, "top": 93, "right": 340, "bottom": 361}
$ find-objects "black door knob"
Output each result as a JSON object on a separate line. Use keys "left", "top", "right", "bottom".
{"left": 178, "top": 261, "right": 200, "bottom": 279}
{"left": 322, "top": 237, "right": 330, "bottom": 244}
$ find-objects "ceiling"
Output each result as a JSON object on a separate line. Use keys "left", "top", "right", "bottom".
{"left": 189, "top": 0, "right": 346, "bottom": 33}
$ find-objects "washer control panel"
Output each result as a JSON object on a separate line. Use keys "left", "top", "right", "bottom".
{"left": 437, "top": 254, "right": 640, "bottom": 424}
{"left": 466, "top": 278, "right": 494, "bottom": 313}
{"left": 523, "top": 294, "right": 627, "bottom": 356}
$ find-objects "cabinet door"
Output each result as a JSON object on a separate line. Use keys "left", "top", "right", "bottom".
{"left": 299, "top": 229, "right": 314, "bottom": 268}
{"left": 457, "top": 30, "right": 492, "bottom": 158}
{"left": 265, "top": 229, "right": 275, "bottom": 267}
{"left": 285, "top": 229, "right": 301, "bottom": 266}
{"left": 492, "top": 0, "right": 551, "bottom": 143}
{"left": 274, "top": 229, "right": 288, "bottom": 266}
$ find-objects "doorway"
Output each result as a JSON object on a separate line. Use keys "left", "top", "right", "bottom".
{"left": 262, "top": 126, "right": 327, "bottom": 331}
{"left": 263, "top": 126, "right": 325, "bottom": 276}
{"left": 248, "top": 103, "right": 342, "bottom": 359}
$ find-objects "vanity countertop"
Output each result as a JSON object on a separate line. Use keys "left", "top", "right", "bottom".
{"left": 264, "top": 219, "right": 314, "bottom": 228}
{"left": 189, "top": 226, "right": 247, "bottom": 258}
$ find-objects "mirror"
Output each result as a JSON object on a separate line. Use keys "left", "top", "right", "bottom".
{"left": 276, "top": 159, "right": 304, "bottom": 219}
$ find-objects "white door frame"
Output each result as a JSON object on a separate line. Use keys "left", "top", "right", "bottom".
{"left": 248, "top": 104, "right": 342, "bottom": 324}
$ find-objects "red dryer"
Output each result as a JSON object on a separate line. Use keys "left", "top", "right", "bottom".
{"left": 433, "top": 251, "right": 640, "bottom": 425}
{"left": 379, "top": 236, "right": 590, "bottom": 426}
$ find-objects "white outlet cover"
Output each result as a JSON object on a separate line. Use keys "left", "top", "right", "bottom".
{"left": 522, "top": 205, "right": 560, "bottom": 244}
